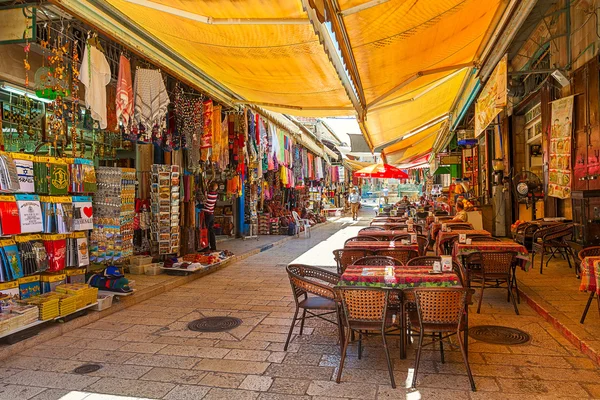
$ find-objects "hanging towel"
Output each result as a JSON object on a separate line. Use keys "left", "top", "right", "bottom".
{"left": 133, "top": 68, "right": 170, "bottom": 131}
{"left": 115, "top": 55, "right": 133, "bottom": 128}
{"left": 79, "top": 43, "right": 111, "bottom": 129}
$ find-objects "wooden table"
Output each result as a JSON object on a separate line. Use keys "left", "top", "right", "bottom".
{"left": 436, "top": 230, "right": 491, "bottom": 255}
{"left": 338, "top": 265, "right": 464, "bottom": 359}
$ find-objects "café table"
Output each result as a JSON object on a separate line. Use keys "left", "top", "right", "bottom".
{"left": 338, "top": 265, "right": 465, "bottom": 359}
{"left": 358, "top": 230, "right": 419, "bottom": 241}
{"left": 579, "top": 256, "right": 600, "bottom": 323}
{"left": 430, "top": 221, "right": 474, "bottom": 241}
{"left": 370, "top": 221, "right": 407, "bottom": 230}
{"left": 345, "top": 240, "right": 419, "bottom": 253}
{"left": 436, "top": 230, "right": 491, "bottom": 256}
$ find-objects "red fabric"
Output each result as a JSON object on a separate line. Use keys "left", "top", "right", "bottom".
{"left": 354, "top": 163, "right": 409, "bottom": 179}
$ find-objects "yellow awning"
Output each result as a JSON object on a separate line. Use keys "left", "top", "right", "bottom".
{"left": 336, "top": 0, "right": 506, "bottom": 147}
{"left": 103, "top": 0, "right": 354, "bottom": 116}
{"left": 382, "top": 122, "right": 444, "bottom": 157}
{"left": 392, "top": 134, "right": 437, "bottom": 165}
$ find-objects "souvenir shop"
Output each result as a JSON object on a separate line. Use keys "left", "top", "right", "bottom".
{"left": 0, "top": 4, "right": 343, "bottom": 340}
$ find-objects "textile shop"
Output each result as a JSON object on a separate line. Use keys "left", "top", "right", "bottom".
{"left": 0, "top": 4, "right": 344, "bottom": 341}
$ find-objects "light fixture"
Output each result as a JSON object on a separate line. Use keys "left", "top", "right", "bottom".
{"left": 0, "top": 83, "right": 53, "bottom": 104}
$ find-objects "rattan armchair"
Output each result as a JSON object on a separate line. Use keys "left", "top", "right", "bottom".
{"left": 344, "top": 236, "right": 380, "bottom": 246}
{"left": 446, "top": 223, "right": 473, "bottom": 230}
{"left": 467, "top": 252, "right": 519, "bottom": 314}
{"left": 359, "top": 227, "right": 385, "bottom": 233}
{"left": 390, "top": 234, "right": 429, "bottom": 256}
{"left": 333, "top": 248, "right": 375, "bottom": 274}
{"left": 409, "top": 288, "right": 475, "bottom": 391}
{"left": 468, "top": 236, "right": 501, "bottom": 242}
{"left": 578, "top": 247, "right": 600, "bottom": 323}
{"left": 407, "top": 256, "right": 441, "bottom": 266}
{"left": 531, "top": 224, "right": 575, "bottom": 274}
{"left": 374, "top": 248, "right": 418, "bottom": 265}
{"left": 335, "top": 286, "right": 396, "bottom": 388}
{"left": 352, "top": 256, "right": 398, "bottom": 266}
{"left": 285, "top": 264, "right": 341, "bottom": 351}
{"left": 389, "top": 224, "right": 423, "bottom": 235}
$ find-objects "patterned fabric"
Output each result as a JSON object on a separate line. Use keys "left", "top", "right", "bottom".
{"left": 580, "top": 257, "right": 600, "bottom": 294}
{"left": 133, "top": 69, "right": 170, "bottom": 133}
{"left": 340, "top": 266, "right": 460, "bottom": 288}
{"left": 453, "top": 242, "right": 530, "bottom": 271}
{"left": 344, "top": 241, "right": 419, "bottom": 252}
{"left": 116, "top": 55, "right": 133, "bottom": 127}
{"left": 436, "top": 230, "right": 491, "bottom": 255}
{"left": 358, "top": 230, "right": 417, "bottom": 240}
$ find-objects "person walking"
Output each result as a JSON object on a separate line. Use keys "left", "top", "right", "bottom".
{"left": 382, "top": 185, "right": 389, "bottom": 204}
{"left": 203, "top": 182, "right": 219, "bottom": 251}
{"left": 348, "top": 187, "right": 361, "bottom": 221}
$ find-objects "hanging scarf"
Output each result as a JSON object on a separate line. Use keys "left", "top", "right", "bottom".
{"left": 116, "top": 55, "right": 133, "bottom": 128}
{"left": 133, "top": 68, "right": 170, "bottom": 133}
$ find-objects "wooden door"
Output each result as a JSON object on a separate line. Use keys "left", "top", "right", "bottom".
{"left": 587, "top": 57, "right": 600, "bottom": 190}
{"left": 572, "top": 62, "right": 589, "bottom": 191}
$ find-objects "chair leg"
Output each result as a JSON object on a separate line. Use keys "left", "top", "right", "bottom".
{"left": 540, "top": 248, "right": 545, "bottom": 274}
{"left": 284, "top": 307, "right": 299, "bottom": 351}
{"left": 358, "top": 332, "right": 363, "bottom": 359}
{"left": 581, "top": 292, "right": 595, "bottom": 324}
{"left": 299, "top": 309, "right": 307, "bottom": 335}
{"left": 508, "top": 279, "right": 520, "bottom": 316}
{"left": 512, "top": 267, "right": 521, "bottom": 304}
{"left": 336, "top": 327, "right": 351, "bottom": 383}
{"left": 381, "top": 330, "right": 396, "bottom": 388}
{"left": 439, "top": 332, "right": 445, "bottom": 364}
{"left": 477, "top": 278, "right": 485, "bottom": 314}
{"left": 458, "top": 328, "right": 476, "bottom": 392}
{"left": 336, "top": 307, "right": 345, "bottom": 349}
{"left": 412, "top": 332, "right": 424, "bottom": 388}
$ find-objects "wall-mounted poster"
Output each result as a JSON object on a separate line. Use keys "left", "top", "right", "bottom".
{"left": 475, "top": 55, "right": 508, "bottom": 137}
{"left": 548, "top": 95, "right": 574, "bottom": 199}
{"left": 0, "top": 5, "right": 36, "bottom": 44}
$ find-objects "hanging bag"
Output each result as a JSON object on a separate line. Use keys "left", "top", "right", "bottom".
{"left": 198, "top": 211, "right": 209, "bottom": 249}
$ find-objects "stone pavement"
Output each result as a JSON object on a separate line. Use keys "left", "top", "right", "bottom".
{"left": 1, "top": 216, "right": 600, "bottom": 399}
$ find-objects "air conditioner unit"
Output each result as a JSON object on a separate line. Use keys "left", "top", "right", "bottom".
{"left": 551, "top": 70, "right": 570, "bottom": 87}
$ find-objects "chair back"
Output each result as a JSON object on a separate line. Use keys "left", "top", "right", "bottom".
{"left": 468, "top": 236, "right": 501, "bottom": 242}
{"left": 359, "top": 227, "right": 384, "bottom": 233}
{"left": 352, "top": 256, "right": 398, "bottom": 266}
{"left": 286, "top": 264, "right": 340, "bottom": 304}
{"left": 407, "top": 256, "right": 441, "bottom": 266}
{"left": 333, "top": 248, "right": 374, "bottom": 274}
{"left": 452, "top": 261, "right": 467, "bottom": 287}
{"left": 448, "top": 224, "right": 473, "bottom": 230}
{"left": 337, "top": 286, "right": 389, "bottom": 326}
{"left": 345, "top": 236, "right": 379, "bottom": 246}
{"left": 478, "top": 252, "right": 517, "bottom": 275}
{"left": 435, "top": 210, "right": 449, "bottom": 216}
{"left": 375, "top": 249, "right": 418, "bottom": 265}
{"left": 389, "top": 224, "right": 408, "bottom": 231}
{"left": 579, "top": 246, "right": 600, "bottom": 261}
{"left": 291, "top": 211, "right": 302, "bottom": 225}
{"left": 413, "top": 288, "right": 467, "bottom": 327}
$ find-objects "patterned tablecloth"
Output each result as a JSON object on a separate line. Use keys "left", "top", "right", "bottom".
{"left": 345, "top": 241, "right": 419, "bottom": 253}
{"left": 339, "top": 265, "right": 460, "bottom": 289}
{"left": 580, "top": 256, "right": 600, "bottom": 295}
{"left": 358, "top": 230, "right": 417, "bottom": 240}
{"left": 452, "top": 241, "right": 531, "bottom": 271}
{"left": 436, "top": 230, "right": 491, "bottom": 255}
{"left": 430, "top": 222, "right": 474, "bottom": 241}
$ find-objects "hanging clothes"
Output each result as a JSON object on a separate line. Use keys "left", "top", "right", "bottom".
{"left": 269, "top": 124, "right": 281, "bottom": 163}
{"left": 79, "top": 43, "right": 111, "bottom": 129}
{"left": 133, "top": 68, "right": 170, "bottom": 132}
{"left": 116, "top": 55, "right": 133, "bottom": 128}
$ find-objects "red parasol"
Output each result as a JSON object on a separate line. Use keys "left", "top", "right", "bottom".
{"left": 353, "top": 163, "right": 409, "bottom": 179}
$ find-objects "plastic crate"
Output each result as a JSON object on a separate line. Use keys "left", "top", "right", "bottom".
{"left": 145, "top": 263, "right": 163, "bottom": 276}
{"left": 130, "top": 255, "right": 153, "bottom": 266}
{"left": 128, "top": 264, "right": 146, "bottom": 275}
{"left": 91, "top": 294, "right": 113, "bottom": 311}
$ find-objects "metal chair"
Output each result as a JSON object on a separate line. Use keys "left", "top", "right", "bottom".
{"left": 344, "top": 236, "right": 380, "bottom": 246}
{"left": 284, "top": 264, "right": 341, "bottom": 351}
{"left": 409, "top": 288, "right": 475, "bottom": 391}
{"left": 333, "top": 248, "right": 375, "bottom": 274}
{"left": 335, "top": 287, "right": 396, "bottom": 388}
{"left": 375, "top": 248, "right": 418, "bottom": 265}
{"left": 578, "top": 247, "right": 600, "bottom": 323}
{"left": 467, "top": 252, "right": 519, "bottom": 315}
{"left": 531, "top": 224, "right": 575, "bottom": 274}
{"left": 352, "top": 256, "right": 398, "bottom": 266}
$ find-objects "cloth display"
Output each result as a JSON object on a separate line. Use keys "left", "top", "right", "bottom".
{"left": 133, "top": 68, "right": 170, "bottom": 132}
{"left": 79, "top": 43, "right": 111, "bottom": 129}
{"left": 116, "top": 55, "right": 134, "bottom": 128}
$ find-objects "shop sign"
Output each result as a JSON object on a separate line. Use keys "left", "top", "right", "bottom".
{"left": 548, "top": 95, "right": 574, "bottom": 199}
{"left": 0, "top": 5, "right": 36, "bottom": 45}
{"left": 475, "top": 54, "right": 508, "bottom": 137}
{"left": 440, "top": 154, "right": 462, "bottom": 165}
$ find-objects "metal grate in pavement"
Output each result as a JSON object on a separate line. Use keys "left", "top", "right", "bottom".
{"left": 74, "top": 364, "right": 103, "bottom": 374}
{"left": 188, "top": 316, "right": 243, "bottom": 332}
{"left": 469, "top": 325, "right": 531, "bottom": 345}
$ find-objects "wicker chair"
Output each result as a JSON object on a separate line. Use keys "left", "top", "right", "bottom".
{"left": 333, "top": 248, "right": 375, "bottom": 274}
{"left": 375, "top": 248, "right": 418, "bottom": 265}
{"left": 285, "top": 264, "right": 341, "bottom": 351}
{"left": 391, "top": 234, "right": 429, "bottom": 256}
{"left": 335, "top": 287, "right": 396, "bottom": 388}
{"left": 409, "top": 288, "right": 475, "bottom": 391}
{"left": 352, "top": 256, "right": 399, "bottom": 266}
{"left": 578, "top": 247, "right": 600, "bottom": 323}
{"left": 467, "top": 252, "right": 519, "bottom": 315}
{"left": 407, "top": 256, "right": 441, "bottom": 266}
{"left": 446, "top": 223, "right": 473, "bottom": 231}
{"left": 389, "top": 224, "right": 423, "bottom": 235}
{"left": 468, "top": 236, "right": 501, "bottom": 242}
{"left": 359, "top": 227, "right": 385, "bottom": 233}
{"left": 435, "top": 210, "right": 449, "bottom": 216}
{"left": 344, "top": 236, "right": 380, "bottom": 246}
{"left": 531, "top": 224, "right": 575, "bottom": 274}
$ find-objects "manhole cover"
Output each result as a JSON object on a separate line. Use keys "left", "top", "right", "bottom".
{"left": 188, "top": 316, "right": 242, "bottom": 332}
{"left": 469, "top": 325, "right": 531, "bottom": 345}
{"left": 74, "top": 364, "right": 103, "bottom": 374}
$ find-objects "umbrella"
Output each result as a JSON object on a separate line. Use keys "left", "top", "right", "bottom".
{"left": 353, "top": 163, "right": 409, "bottom": 179}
